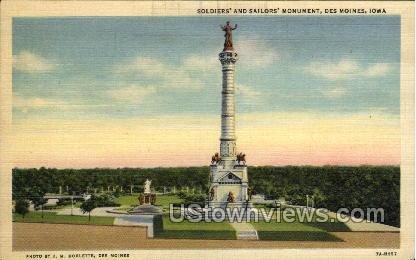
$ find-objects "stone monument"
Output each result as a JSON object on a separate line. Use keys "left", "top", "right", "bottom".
{"left": 138, "top": 179, "right": 156, "bottom": 205}
{"left": 208, "top": 22, "right": 251, "bottom": 209}
{"left": 129, "top": 179, "right": 161, "bottom": 215}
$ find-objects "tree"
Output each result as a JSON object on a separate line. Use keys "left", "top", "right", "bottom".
{"left": 33, "top": 197, "right": 48, "bottom": 218}
{"left": 312, "top": 188, "right": 326, "bottom": 208}
{"left": 80, "top": 197, "right": 97, "bottom": 221}
{"left": 28, "top": 188, "right": 47, "bottom": 218}
{"left": 15, "top": 199, "right": 29, "bottom": 218}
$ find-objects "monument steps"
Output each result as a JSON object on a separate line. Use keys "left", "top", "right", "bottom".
{"left": 229, "top": 222, "right": 258, "bottom": 240}
{"left": 236, "top": 230, "right": 258, "bottom": 240}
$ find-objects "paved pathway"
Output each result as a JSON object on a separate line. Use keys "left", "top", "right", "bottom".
{"left": 229, "top": 222, "right": 258, "bottom": 240}
{"left": 114, "top": 215, "right": 155, "bottom": 237}
{"left": 55, "top": 207, "right": 156, "bottom": 237}
{"left": 55, "top": 207, "right": 120, "bottom": 217}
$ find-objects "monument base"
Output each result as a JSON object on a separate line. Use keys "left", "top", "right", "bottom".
{"left": 207, "top": 201, "right": 252, "bottom": 209}
{"left": 139, "top": 193, "right": 156, "bottom": 205}
{"left": 202, "top": 202, "right": 259, "bottom": 221}
{"left": 128, "top": 204, "right": 163, "bottom": 215}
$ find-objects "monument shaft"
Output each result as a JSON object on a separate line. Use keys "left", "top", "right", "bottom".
{"left": 220, "top": 51, "right": 238, "bottom": 162}
{"left": 208, "top": 22, "right": 250, "bottom": 208}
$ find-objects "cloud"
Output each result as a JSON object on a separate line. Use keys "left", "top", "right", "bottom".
{"left": 322, "top": 86, "right": 347, "bottom": 99}
{"left": 115, "top": 57, "right": 202, "bottom": 90}
{"left": 182, "top": 54, "right": 218, "bottom": 72}
{"left": 362, "top": 63, "right": 390, "bottom": 77}
{"left": 105, "top": 85, "right": 156, "bottom": 103}
{"left": 13, "top": 94, "right": 101, "bottom": 113}
{"left": 13, "top": 95, "right": 68, "bottom": 113}
{"left": 236, "top": 84, "right": 261, "bottom": 101}
{"left": 111, "top": 42, "right": 276, "bottom": 103}
{"left": 235, "top": 38, "right": 280, "bottom": 68}
{"left": 127, "top": 57, "right": 164, "bottom": 76}
{"left": 305, "top": 59, "right": 391, "bottom": 80}
{"left": 305, "top": 60, "right": 359, "bottom": 80}
{"left": 13, "top": 51, "right": 56, "bottom": 73}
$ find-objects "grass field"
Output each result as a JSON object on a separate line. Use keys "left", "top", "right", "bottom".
{"left": 253, "top": 220, "right": 342, "bottom": 241}
{"left": 114, "top": 193, "right": 140, "bottom": 206}
{"left": 155, "top": 215, "right": 236, "bottom": 240}
{"left": 13, "top": 212, "right": 115, "bottom": 226}
{"left": 252, "top": 208, "right": 348, "bottom": 241}
{"left": 154, "top": 195, "right": 184, "bottom": 210}
{"left": 154, "top": 206, "right": 348, "bottom": 241}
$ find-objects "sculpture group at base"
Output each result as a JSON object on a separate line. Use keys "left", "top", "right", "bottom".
{"left": 211, "top": 152, "right": 246, "bottom": 166}
{"left": 128, "top": 179, "right": 162, "bottom": 215}
{"left": 138, "top": 193, "right": 156, "bottom": 205}
{"left": 138, "top": 179, "right": 156, "bottom": 205}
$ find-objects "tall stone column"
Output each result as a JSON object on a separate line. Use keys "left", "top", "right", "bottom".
{"left": 208, "top": 22, "right": 250, "bottom": 209}
{"left": 219, "top": 51, "right": 238, "bottom": 166}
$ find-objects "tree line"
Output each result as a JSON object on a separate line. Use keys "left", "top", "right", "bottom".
{"left": 12, "top": 165, "right": 399, "bottom": 226}
{"left": 249, "top": 166, "right": 399, "bottom": 227}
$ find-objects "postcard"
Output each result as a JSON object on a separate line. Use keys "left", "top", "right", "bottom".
{"left": 0, "top": 1, "right": 414, "bottom": 259}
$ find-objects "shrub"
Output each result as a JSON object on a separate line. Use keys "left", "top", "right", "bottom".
{"left": 57, "top": 198, "right": 71, "bottom": 206}
{"left": 178, "top": 193, "right": 206, "bottom": 207}
{"left": 153, "top": 215, "right": 164, "bottom": 234}
{"left": 15, "top": 199, "right": 29, "bottom": 218}
{"left": 80, "top": 198, "right": 97, "bottom": 221}
{"left": 94, "top": 194, "right": 120, "bottom": 207}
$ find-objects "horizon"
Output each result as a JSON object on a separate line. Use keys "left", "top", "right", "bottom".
{"left": 12, "top": 16, "right": 400, "bottom": 168}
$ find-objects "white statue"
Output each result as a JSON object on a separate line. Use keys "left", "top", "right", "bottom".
{"left": 144, "top": 179, "right": 151, "bottom": 194}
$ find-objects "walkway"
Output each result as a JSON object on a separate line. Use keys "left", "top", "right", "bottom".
{"left": 55, "top": 207, "right": 155, "bottom": 237}
{"left": 114, "top": 215, "right": 155, "bottom": 237}
{"left": 55, "top": 207, "right": 119, "bottom": 217}
{"left": 229, "top": 222, "right": 258, "bottom": 240}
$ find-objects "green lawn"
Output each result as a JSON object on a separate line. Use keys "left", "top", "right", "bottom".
{"left": 154, "top": 215, "right": 236, "bottom": 240}
{"left": 251, "top": 208, "right": 348, "bottom": 241}
{"left": 254, "top": 219, "right": 324, "bottom": 232}
{"left": 154, "top": 207, "right": 347, "bottom": 241}
{"left": 277, "top": 207, "right": 350, "bottom": 232}
{"left": 154, "top": 195, "right": 184, "bottom": 210}
{"left": 13, "top": 211, "right": 115, "bottom": 226}
{"left": 252, "top": 220, "right": 342, "bottom": 241}
{"left": 115, "top": 193, "right": 140, "bottom": 206}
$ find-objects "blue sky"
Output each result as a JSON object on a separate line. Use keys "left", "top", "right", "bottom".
{"left": 13, "top": 16, "right": 400, "bottom": 120}
{"left": 11, "top": 16, "right": 401, "bottom": 168}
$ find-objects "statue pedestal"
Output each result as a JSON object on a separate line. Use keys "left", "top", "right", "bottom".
{"left": 143, "top": 193, "right": 151, "bottom": 204}
{"left": 208, "top": 164, "right": 249, "bottom": 208}
{"left": 129, "top": 192, "right": 161, "bottom": 215}
{"left": 139, "top": 193, "right": 156, "bottom": 205}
